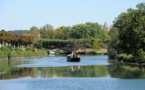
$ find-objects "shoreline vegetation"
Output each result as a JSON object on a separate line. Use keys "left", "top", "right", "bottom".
{"left": 0, "top": 46, "right": 108, "bottom": 61}
{"left": 109, "top": 59, "right": 145, "bottom": 66}
{"left": 54, "top": 48, "right": 107, "bottom": 55}
{"left": 1, "top": 3, "right": 145, "bottom": 66}
{"left": 0, "top": 46, "right": 48, "bottom": 60}
{"left": 108, "top": 3, "right": 145, "bottom": 65}
{"left": 0, "top": 21, "right": 110, "bottom": 61}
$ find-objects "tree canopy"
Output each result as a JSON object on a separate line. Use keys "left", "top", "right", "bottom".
{"left": 0, "top": 30, "right": 33, "bottom": 48}
{"left": 28, "top": 22, "right": 109, "bottom": 50}
{"left": 108, "top": 3, "right": 145, "bottom": 62}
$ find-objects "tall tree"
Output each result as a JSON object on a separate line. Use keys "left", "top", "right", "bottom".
{"left": 40, "top": 24, "right": 54, "bottom": 39}
{"left": 55, "top": 26, "right": 71, "bottom": 39}
{"left": 109, "top": 3, "right": 145, "bottom": 61}
{"left": 29, "top": 26, "right": 40, "bottom": 44}
{"left": 41, "top": 24, "right": 53, "bottom": 31}
{"left": 70, "top": 22, "right": 102, "bottom": 39}
{"left": 99, "top": 29, "right": 110, "bottom": 48}
{"left": 108, "top": 26, "right": 119, "bottom": 59}
{"left": 92, "top": 39, "right": 101, "bottom": 50}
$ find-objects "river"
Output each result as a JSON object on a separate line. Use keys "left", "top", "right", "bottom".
{"left": 0, "top": 55, "right": 145, "bottom": 90}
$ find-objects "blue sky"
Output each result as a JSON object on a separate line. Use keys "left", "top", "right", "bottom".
{"left": 0, "top": 0, "right": 144, "bottom": 30}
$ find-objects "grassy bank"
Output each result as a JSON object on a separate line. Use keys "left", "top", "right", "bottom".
{"left": 53, "top": 48, "right": 108, "bottom": 55}
{"left": 0, "top": 46, "right": 48, "bottom": 60}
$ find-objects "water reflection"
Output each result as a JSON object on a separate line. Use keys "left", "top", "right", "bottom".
{"left": 0, "top": 65, "right": 109, "bottom": 79}
{"left": 71, "top": 66, "right": 80, "bottom": 71}
{"left": 1, "top": 56, "right": 145, "bottom": 80}
{"left": 108, "top": 61, "right": 145, "bottom": 79}
{"left": 39, "top": 65, "right": 108, "bottom": 78}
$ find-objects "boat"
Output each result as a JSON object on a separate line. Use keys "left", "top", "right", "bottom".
{"left": 49, "top": 50, "right": 55, "bottom": 56}
{"left": 67, "top": 54, "right": 80, "bottom": 62}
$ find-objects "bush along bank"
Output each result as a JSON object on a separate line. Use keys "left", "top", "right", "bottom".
{"left": 0, "top": 46, "right": 48, "bottom": 60}
{"left": 107, "top": 3, "right": 145, "bottom": 65}
{"left": 53, "top": 49, "right": 107, "bottom": 55}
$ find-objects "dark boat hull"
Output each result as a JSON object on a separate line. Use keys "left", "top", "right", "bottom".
{"left": 67, "top": 57, "right": 80, "bottom": 62}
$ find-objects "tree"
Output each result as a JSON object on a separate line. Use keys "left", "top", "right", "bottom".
{"left": 40, "top": 24, "right": 53, "bottom": 31}
{"left": 29, "top": 26, "right": 40, "bottom": 44}
{"left": 55, "top": 26, "right": 71, "bottom": 39}
{"left": 70, "top": 22, "right": 102, "bottom": 39}
{"left": 108, "top": 26, "right": 119, "bottom": 59}
{"left": 92, "top": 39, "right": 101, "bottom": 50}
{"left": 109, "top": 3, "right": 145, "bottom": 61}
{"left": 99, "top": 29, "right": 110, "bottom": 48}
{"left": 40, "top": 24, "right": 54, "bottom": 39}
{"left": 0, "top": 30, "right": 33, "bottom": 48}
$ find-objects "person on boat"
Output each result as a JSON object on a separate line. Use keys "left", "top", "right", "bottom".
{"left": 70, "top": 51, "right": 75, "bottom": 58}
{"left": 67, "top": 51, "right": 74, "bottom": 58}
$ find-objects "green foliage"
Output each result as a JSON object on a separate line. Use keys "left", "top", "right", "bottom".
{"left": 14, "top": 47, "right": 22, "bottom": 52}
{"left": 136, "top": 3, "right": 145, "bottom": 12}
{"left": 8, "top": 22, "right": 109, "bottom": 50}
{"left": 0, "top": 47, "right": 48, "bottom": 59}
{"left": 39, "top": 39, "right": 93, "bottom": 51}
{"left": 118, "top": 53, "right": 133, "bottom": 61}
{"left": 114, "top": 3, "right": 145, "bottom": 54}
{"left": 39, "top": 22, "right": 104, "bottom": 40}
{"left": 37, "top": 41, "right": 43, "bottom": 49}
{"left": 26, "top": 47, "right": 35, "bottom": 51}
{"left": 99, "top": 29, "right": 110, "bottom": 48}
{"left": 92, "top": 39, "right": 101, "bottom": 50}
{"left": 70, "top": 22, "right": 102, "bottom": 39}
{"left": 29, "top": 26, "right": 40, "bottom": 44}
{"left": 108, "top": 26, "right": 118, "bottom": 40}
{"left": 0, "top": 46, "right": 12, "bottom": 52}
{"left": 0, "top": 31, "right": 33, "bottom": 47}
{"left": 134, "top": 49, "right": 145, "bottom": 62}
{"left": 108, "top": 26, "right": 119, "bottom": 59}
{"left": 108, "top": 48, "right": 118, "bottom": 59}
{"left": 40, "top": 24, "right": 54, "bottom": 39}
{"left": 55, "top": 49, "right": 64, "bottom": 54}
{"left": 8, "top": 30, "right": 28, "bottom": 34}
{"left": 54, "top": 26, "right": 71, "bottom": 39}
{"left": 108, "top": 3, "right": 145, "bottom": 62}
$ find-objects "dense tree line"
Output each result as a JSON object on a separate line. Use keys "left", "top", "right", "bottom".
{"left": 2, "top": 22, "right": 110, "bottom": 52}
{"left": 108, "top": 3, "right": 145, "bottom": 62}
{"left": 38, "top": 22, "right": 107, "bottom": 40}
{"left": 28, "top": 22, "right": 109, "bottom": 50}
{"left": 0, "top": 30, "right": 33, "bottom": 48}
{"left": 37, "top": 39, "right": 95, "bottom": 51}
{"left": 8, "top": 30, "right": 28, "bottom": 34}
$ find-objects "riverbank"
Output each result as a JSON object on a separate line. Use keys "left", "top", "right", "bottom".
{"left": 53, "top": 48, "right": 108, "bottom": 55}
{"left": 0, "top": 47, "right": 107, "bottom": 61}
{"left": 121, "top": 61, "right": 145, "bottom": 66}
{"left": 0, "top": 48, "right": 48, "bottom": 60}
{"left": 109, "top": 59, "right": 145, "bottom": 66}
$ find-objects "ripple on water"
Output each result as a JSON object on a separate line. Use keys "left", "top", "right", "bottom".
{"left": 0, "top": 78, "right": 145, "bottom": 90}
{"left": 17, "top": 56, "right": 110, "bottom": 68}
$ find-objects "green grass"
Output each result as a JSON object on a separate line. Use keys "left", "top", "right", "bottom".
{"left": 0, "top": 48, "right": 48, "bottom": 59}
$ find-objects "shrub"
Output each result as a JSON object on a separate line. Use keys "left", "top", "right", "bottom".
{"left": 37, "top": 41, "right": 43, "bottom": 49}
{"left": 118, "top": 53, "right": 133, "bottom": 61}
{"left": 26, "top": 47, "right": 35, "bottom": 52}
{"left": 118, "top": 53, "right": 127, "bottom": 60}
{"left": 134, "top": 49, "right": 145, "bottom": 62}
{"left": 0, "top": 46, "right": 12, "bottom": 52}
{"left": 108, "top": 48, "right": 118, "bottom": 59}
{"left": 14, "top": 47, "right": 22, "bottom": 52}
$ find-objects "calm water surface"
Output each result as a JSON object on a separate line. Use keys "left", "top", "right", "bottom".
{"left": 0, "top": 55, "right": 145, "bottom": 90}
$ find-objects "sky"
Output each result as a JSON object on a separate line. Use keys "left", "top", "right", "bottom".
{"left": 0, "top": 0, "right": 144, "bottom": 30}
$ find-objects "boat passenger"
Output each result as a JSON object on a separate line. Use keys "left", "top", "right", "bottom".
{"left": 70, "top": 51, "right": 75, "bottom": 58}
